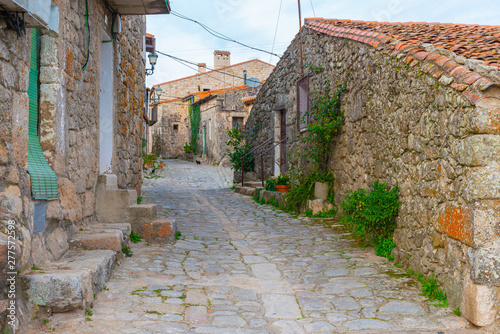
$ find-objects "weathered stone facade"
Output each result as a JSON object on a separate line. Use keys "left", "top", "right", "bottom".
{"left": 198, "top": 86, "right": 260, "bottom": 164}
{"left": 246, "top": 20, "right": 500, "bottom": 328}
{"left": 0, "top": 0, "right": 148, "bottom": 330}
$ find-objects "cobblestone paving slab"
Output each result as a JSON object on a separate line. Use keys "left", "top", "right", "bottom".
{"left": 41, "top": 160, "right": 485, "bottom": 333}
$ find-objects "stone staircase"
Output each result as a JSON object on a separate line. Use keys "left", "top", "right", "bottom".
{"left": 20, "top": 174, "right": 178, "bottom": 323}
{"left": 234, "top": 181, "right": 263, "bottom": 197}
{"left": 95, "top": 174, "right": 157, "bottom": 233}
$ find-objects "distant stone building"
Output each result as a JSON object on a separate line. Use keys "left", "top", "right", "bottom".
{"left": 246, "top": 18, "right": 500, "bottom": 328}
{"left": 149, "top": 52, "right": 273, "bottom": 162}
{"left": 0, "top": 0, "right": 170, "bottom": 331}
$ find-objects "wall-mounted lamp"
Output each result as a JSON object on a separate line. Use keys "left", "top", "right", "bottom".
{"left": 145, "top": 52, "right": 158, "bottom": 76}
{"left": 151, "top": 86, "right": 162, "bottom": 104}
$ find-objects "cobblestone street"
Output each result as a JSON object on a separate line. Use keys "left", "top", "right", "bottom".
{"left": 46, "top": 160, "right": 483, "bottom": 334}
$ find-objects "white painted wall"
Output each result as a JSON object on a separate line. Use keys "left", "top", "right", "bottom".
{"left": 99, "top": 38, "right": 114, "bottom": 174}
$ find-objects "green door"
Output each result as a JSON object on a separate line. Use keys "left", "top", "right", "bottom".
{"left": 203, "top": 126, "right": 207, "bottom": 155}
{"left": 27, "top": 29, "right": 58, "bottom": 200}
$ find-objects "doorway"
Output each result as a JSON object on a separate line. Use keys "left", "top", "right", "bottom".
{"left": 280, "top": 109, "right": 287, "bottom": 175}
{"left": 99, "top": 34, "right": 114, "bottom": 174}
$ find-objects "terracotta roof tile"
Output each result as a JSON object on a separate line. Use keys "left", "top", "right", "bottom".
{"left": 304, "top": 18, "right": 500, "bottom": 105}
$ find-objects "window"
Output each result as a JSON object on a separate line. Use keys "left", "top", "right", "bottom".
{"left": 173, "top": 124, "right": 179, "bottom": 131}
{"left": 232, "top": 117, "right": 244, "bottom": 129}
{"left": 296, "top": 75, "right": 310, "bottom": 131}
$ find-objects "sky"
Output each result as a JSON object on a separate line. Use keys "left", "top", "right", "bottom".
{"left": 145, "top": 0, "right": 500, "bottom": 87}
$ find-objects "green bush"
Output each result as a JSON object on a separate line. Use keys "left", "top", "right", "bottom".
{"left": 265, "top": 178, "right": 277, "bottom": 191}
{"left": 374, "top": 237, "right": 396, "bottom": 260}
{"left": 226, "top": 127, "right": 254, "bottom": 173}
{"left": 276, "top": 174, "right": 290, "bottom": 185}
{"left": 183, "top": 142, "right": 194, "bottom": 154}
{"left": 339, "top": 181, "right": 400, "bottom": 240}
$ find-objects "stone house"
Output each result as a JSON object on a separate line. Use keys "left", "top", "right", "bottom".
{"left": 246, "top": 18, "right": 500, "bottom": 328}
{"left": 0, "top": 0, "right": 170, "bottom": 331}
{"left": 149, "top": 51, "right": 273, "bottom": 160}
{"left": 196, "top": 85, "right": 260, "bottom": 164}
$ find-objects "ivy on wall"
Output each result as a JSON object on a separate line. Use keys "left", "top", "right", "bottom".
{"left": 189, "top": 103, "right": 201, "bottom": 154}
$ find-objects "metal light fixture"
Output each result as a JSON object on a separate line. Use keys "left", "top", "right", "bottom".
{"left": 145, "top": 52, "right": 158, "bottom": 76}
{"left": 152, "top": 86, "right": 162, "bottom": 104}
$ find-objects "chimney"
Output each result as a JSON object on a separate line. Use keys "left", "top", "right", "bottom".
{"left": 198, "top": 63, "right": 206, "bottom": 73}
{"left": 214, "top": 50, "right": 230, "bottom": 69}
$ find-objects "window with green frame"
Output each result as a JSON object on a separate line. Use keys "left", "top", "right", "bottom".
{"left": 27, "top": 29, "right": 58, "bottom": 200}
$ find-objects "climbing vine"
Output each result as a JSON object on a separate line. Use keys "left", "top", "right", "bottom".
{"left": 189, "top": 103, "right": 201, "bottom": 154}
{"left": 301, "top": 73, "right": 347, "bottom": 172}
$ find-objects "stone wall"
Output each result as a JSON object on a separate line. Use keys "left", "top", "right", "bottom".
{"left": 0, "top": 1, "right": 145, "bottom": 329}
{"left": 246, "top": 27, "right": 500, "bottom": 327}
{"left": 156, "top": 60, "right": 274, "bottom": 99}
{"left": 159, "top": 100, "right": 191, "bottom": 157}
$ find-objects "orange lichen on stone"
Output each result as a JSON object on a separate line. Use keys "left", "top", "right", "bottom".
{"left": 438, "top": 205, "right": 473, "bottom": 246}
{"left": 142, "top": 221, "right": 173, "bottom": 238}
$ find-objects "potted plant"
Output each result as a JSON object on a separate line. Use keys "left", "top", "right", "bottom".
{"left": 275, "top": 174, "right": 291, "bottom": 193}
{"left": 265, "top": 177, "right": 277, "bottom": 191}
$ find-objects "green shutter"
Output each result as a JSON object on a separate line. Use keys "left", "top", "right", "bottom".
{"left": 27, "top": 29, "right": 59, "bottom": 201}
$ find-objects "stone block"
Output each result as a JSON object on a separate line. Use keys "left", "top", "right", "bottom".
{"left": 127, "top": 204, "right": 157, "bottom": 232}
{"left": 314, "top": 182, "right": 329, "bottom": 200}
{"left": 0, "top": 143, "right": 7, "bottom": 165}
{"left": 46, "top": 227, "right": 69, "bottom": 260}
{"left": 436, "top": 205, "right": 473, "bottom": 246}
{"left": 39, "top": 67, "right": 60, "bottom": 84}
{"left": 141, "top": 219, "right": 176, "bottom": 244}
{"left": 91, "top": 223, "right": 131, "bottom": 243}
{"left": 96, "top": 188, "right": 137, "bottom": 223}
{"left": 451, "top": 135, "right": 500, "bottom": 166}
{"left": 308, "top": 199, "right": 334, "bottom": 215}
{"left": 467, "top": 99, "right": 500, "bottom": 134}
{"left": 461, "top": 277, "right": 498, "bottom": 326}
{"left": 69, "top": 231, "right": 122, "bottom": 252}
{"left": 50, "top": 250, "right": 116, "bottom": 294}
{"left": 58, "top": 178, "right": 83, "bottom": 222}
{"left": 462, "top": 167, "right": 500, "bottom": 201}
{"left": 23, "top": 270, "right": 91, "bottom": 312}
{"left": 469, "top": 242, "right": 500, "bottom": 286}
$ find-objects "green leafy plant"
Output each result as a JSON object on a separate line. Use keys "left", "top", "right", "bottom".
{"left": 122, "top": 245, "right": 133, "bottom": 257}
{"left": 142, "top": 152, "right": 158, "bottom": 166}
{"left": 175, "top": 231, "right": 182, "bottom": 240}
{"left": 339, "top": 181, "right": 400, "bottom": 240}
{"left": 276, "top": 174, "right": 290, "bottom": 186}
{"left": 301, "top": 80, "right": 347, "bottom": 172}
{"left": 137, "top": 196, "right": 143, "bottom": 204}
{"left": 183, "top": 142, "right": 194, "bottom": 154}
{"left": 281, "top": 171, "right": 334, "bottom": 214}
{"left": 85, "top": 309, "right": 93, "bottom": 317}
{"left": 265, "top": 178, "right": 277, "bottom": 191}
{"left": 226, "top": 127, "right": 254, "bottom": 173}
{"left": 188, "top": 102, "right": 201, "bottom": 154}
{"left": 407, "top": 271, "right": 448, "bottom": 307}
{"left": 374, "top": 237, "right": 396, "bottom": 261}
{"left": 453, "top": 307, "right": 461, "bottom": 317}
{"left": 130, "top": 231, "right": 142, "bottom": 243}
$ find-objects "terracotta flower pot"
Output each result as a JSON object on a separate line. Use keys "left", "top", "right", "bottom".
{"left": 275, "top": 185, "right": 291, "bottom": 193}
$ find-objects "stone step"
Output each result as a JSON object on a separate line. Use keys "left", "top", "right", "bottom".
{"left": 244, "top": 181, "right": 264, "bottom": 188}
{"left": 96, "top": 188, "right": 138, "bottom": 223}
{"left": 69, "top": 230, "right": 123, "bottom": 252}
{"left": 127, "top": 204, "right": 158, "bottom": 233}
{"left": 96, "top": 174, "right": 118, "bottom": 191}
{"left": 235, "top": 186, "right": 257, "bottom": 197}
{"left": 142, "top": 219, "right": 177, "bottom": 244}
{"left": 92, "top": 223, "right": 131, "bottom": 244}
{"left": 22, "top": 250, "right": 116, "bottom": 313}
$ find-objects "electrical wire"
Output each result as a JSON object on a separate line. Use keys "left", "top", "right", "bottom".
{"left": 270, "top": 0, "right": 284, "bottom": 63}
{"left": 170, "top": 10, "right": 282, "bottom": 59}
{"left": 82, "top": 0, "right": 90, "bottom": 71}
{"left": 161, "top": 53, "right": 240, "bottom": 88}
{"left": 309, "top": 0, "right": 316, "bottom": 17}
